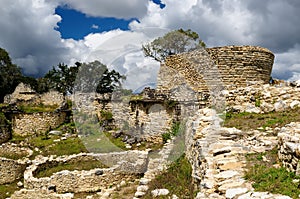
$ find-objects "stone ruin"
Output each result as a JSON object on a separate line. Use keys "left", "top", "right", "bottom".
{"left": 157, "top": 45, "right": 274, "bottom": 94}
{"left": 3, "top": 45, "right": 300, "bottom": 198}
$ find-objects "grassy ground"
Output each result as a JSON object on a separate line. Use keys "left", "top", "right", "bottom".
{"left": 0, "top": 181, "right": 20, "bottom": 199}
{"left": 244, "top": 148, "right": 300, "bottom": 199}
{"left": 224, "top": 107, "right": 300, "bottom": 131}
{"left": 19, "top": 104, "right": 59, "bottom": 113}
{"left": 143, "top": 155, "right": 196, "bottom": 199}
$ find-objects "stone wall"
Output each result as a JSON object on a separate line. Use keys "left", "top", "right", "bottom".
{"left": 93, "top": 91, "right": 176, "bottom": 143}
{"left": 278, "top": 122, "right": 300, "bottom": 174}
{"left": 157, "top": 46, "right": 274, "bottom": 93}
{"left": 224, "top": 83, "right": 300, "bottom": 113}
{"left": 4, "top": 83, "right": 65, "bottom": 108}
{"left": 12, "top": 112, "right": 67, "bottom": 136}
{"left": 24, "top": 151, "right": 147, "bottom": 193}
{"left": 0, "top": 158, "right": 28, "bottom": 184}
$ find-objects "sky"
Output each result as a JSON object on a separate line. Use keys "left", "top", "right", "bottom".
{"left": 0, "top": 0, "right": 300, "bottom": 90}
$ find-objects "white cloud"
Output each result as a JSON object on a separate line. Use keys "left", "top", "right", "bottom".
{"left": 0, "top": 0, "right": 71, "bottom": 75}
{"left": 91, "top": 24, "right": 99, "bottom": 29}
{"left": 81, "top": 29, "right": 161, "bottom": 90}
{"left": 60, "top": 0, "right": 149, "bottom": 19}
{"left": 0, "top": 0, "right": 300, "bottom": 85}
{"left": 131, "top": 0, "right": 300, "bottom": 80}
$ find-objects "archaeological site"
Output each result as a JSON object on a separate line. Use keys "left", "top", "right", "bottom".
{"left": 1, "top": 45, "right": 300, "bottom": 199}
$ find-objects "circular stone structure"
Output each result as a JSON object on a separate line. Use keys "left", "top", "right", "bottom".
{"left": 157, "top": 45, "right": 274, "bottom": 92}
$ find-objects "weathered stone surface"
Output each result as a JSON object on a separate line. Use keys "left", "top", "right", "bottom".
{"left": 0, "top": 157, "right": 28, "bottom": 185}
{"left": 12, "top": 112, "right": 67, "bottom": 136}
{"left": 151, "top": 189, "right": 170, "bottom": 197}
{"left": 225, "top": 188, "right": 248, "bottom": 199}
{"left": 10, "top": 189, "right": 74, "bottom": 199}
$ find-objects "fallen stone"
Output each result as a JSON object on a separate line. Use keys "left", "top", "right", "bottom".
{"left": 139, "top": 178, "right": 150, "bottom": 185}
{"left": 225, "top": 188, "right": 248, "bottom": 198}
{"left": 290, "top": 100, "right": 300, "bottom": 109}
{"left": 135, "top": 191, "right": 145, "bottom": 197}
{"left": 151, "top": 189, "right": 169, "bottom": 197}
{"left": 48, "top": 130, "right": 62, "bottom": 136}
{"left": 137, "top": 185, "right": 149, "bottom": 192}
{"left": 17, "top": 181, "right": 23, "bottom": 187}
{"left": 214, "top": 170, "right": 239, "bottom": 179}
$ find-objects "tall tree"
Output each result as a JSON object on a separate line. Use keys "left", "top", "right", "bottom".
{"left": 0, "top": 48, "right": 22, "bottom": 102}
{"left": 142, "top": 29, "right": 206, "bottom": 62}
{"left": 74, "top": 61, "right": 125, "bottom": 94}
{"left": 44, "top": 63, "right": 79, "bottom": 95}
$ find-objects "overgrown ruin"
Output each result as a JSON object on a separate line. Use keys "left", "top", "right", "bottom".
{"left": 1, "top": 45, "right": 300, "bottom": 198}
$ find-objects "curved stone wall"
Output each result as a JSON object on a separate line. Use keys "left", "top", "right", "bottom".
{"left": 157, "top": 45, "right": 274, "bottom": 92}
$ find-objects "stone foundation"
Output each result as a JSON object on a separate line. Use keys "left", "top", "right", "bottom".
{"left": 0, "top": 157, "right": 28, "bottom": 185}
{"left": 12, "top": 112, "right": 67, "bottom": 136}
{"left": 24, "top": 151, "right": 148, "bottom": 193}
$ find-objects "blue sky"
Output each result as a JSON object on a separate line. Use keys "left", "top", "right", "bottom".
{"left": 0, "top": 0, "right": 300, "bottom": 89}
{"left": 55, "top": 0, "right": 165, "bottom": 40}
{"left": 55, "top": 7, "right": 136, "bottom": 40}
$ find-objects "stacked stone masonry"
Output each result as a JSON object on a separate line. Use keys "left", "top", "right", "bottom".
{"left": 278, "top": 122, "right": 300, "bottom": 175}
{"left": 157, "top": 46, "right": 274, "bottom": 93}
{"left": 12, "top": 112, "right": 67, "bottom": 136}
{"left": 24, "top": 151, "right": 148, "bottom": 193}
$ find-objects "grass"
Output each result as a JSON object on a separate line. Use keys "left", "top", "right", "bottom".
{"left": 104, "top": 131, "right": 127, "bottom": 150}
{"left": 28, "top": 135, "right": 88, "bottom": 157}
{"left": 244, "top": 148, "right": 300, "bottom": 199}
{"left": 224, "top": 107, "right": 300, "bottom": 131}
{"left": 0, "top": 150, "right": 28, "bottom": 160}
{"left": 143, "top": 155, "right": 196, "bottom": 198}
{"left": 34, "top": 158, "right": 108, "bottom": 178}
{"left": 0, "top": 181, "right": 20, "bottom": 199}
{"left": 19, "top": 103, "right": 59, "bottom": 113}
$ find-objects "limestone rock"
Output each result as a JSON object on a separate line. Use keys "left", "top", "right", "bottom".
{"left": 151, "top": 189, "right": 170, "bottom": 197}
{"left": 225, "top": 188, "right": 248, "bottom": 199}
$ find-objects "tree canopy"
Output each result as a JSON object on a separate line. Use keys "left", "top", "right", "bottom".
{"left": 74, "top": 61, "right": 125, "bottom": 94}
{"left": 0, "top": 48, "right": 22, "bottom": 102}
{"left": 142, "top": 29, "right": 206, "bottom": 62}
{"left": 44, "top": 61, "right": 125, "bottom": 95}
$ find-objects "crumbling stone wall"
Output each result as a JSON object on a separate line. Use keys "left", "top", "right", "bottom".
{"left": 224, "top": 83, "right": 300, "bottom": 113}
{"left": 92, "top": 90, "right": 176, "bottom": 143}
{"left": 4, "top": 83, "right": 65, "bottom": 108}
{"left": 278, "top": 122, "right": 300, "bottom": 174}
{"left": 157, "top": 46, "right": 274, "bottom": 93}
{"left": 24, "top": 151, "right": 147, "bottom": 193}
{"left": 0, "top": 158, "right": 28, "bottom": 184}
{"left": 12, "top": 112, "right": 67, "bottom": 136}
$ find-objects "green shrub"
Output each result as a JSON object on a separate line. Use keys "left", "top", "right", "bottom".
{"left": 162, "top": 133, "right": 171, "bottom": 143}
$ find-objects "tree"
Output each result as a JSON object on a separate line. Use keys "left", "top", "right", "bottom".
{"left": 44, "top": 63, "right": 79, "bottom": 95}
{"left": 45, "top": 61, "right": 124, "bottom": 95}
{"left": 0, "top": 48, "right": 22, "bottom": 102}
{"left": 75, "top": 61, "right": 125, "bottom": 94}
{"left": 142, "top": 29, "right": 206, "bottom": 62}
